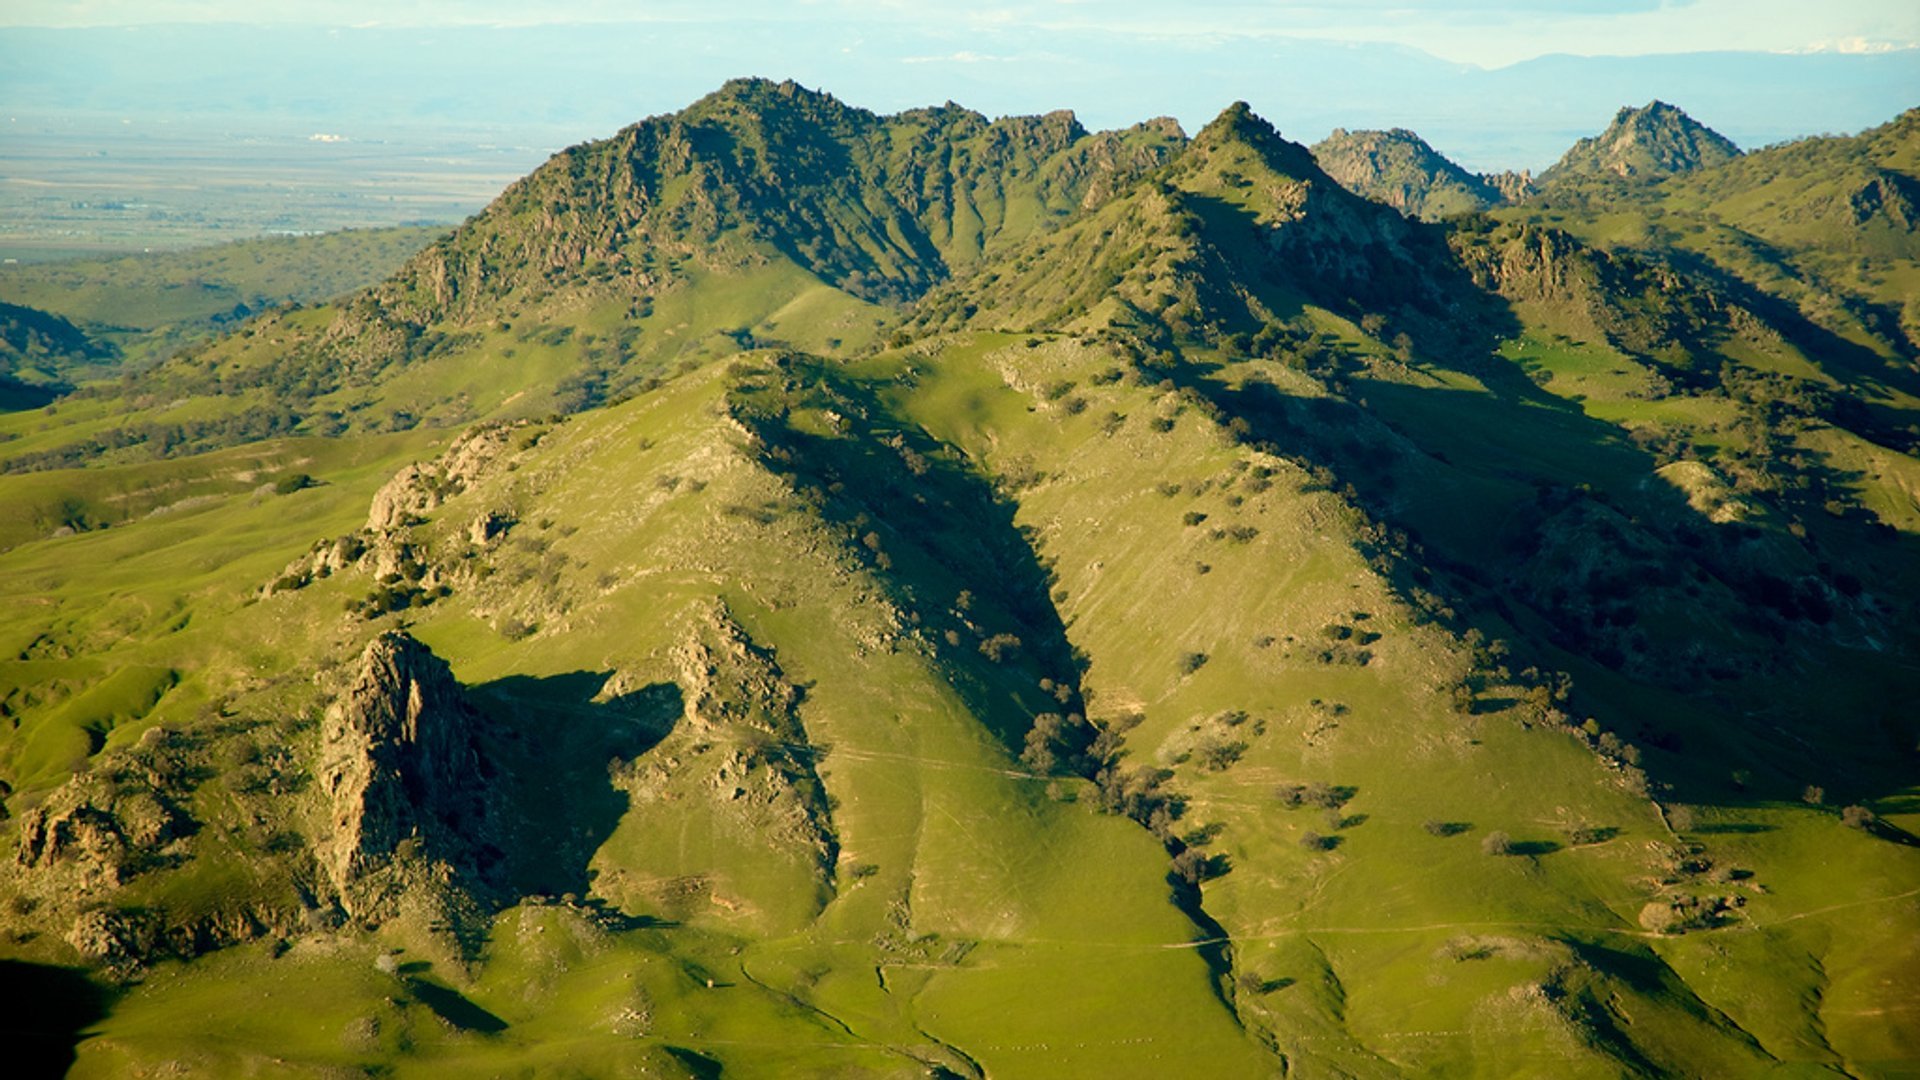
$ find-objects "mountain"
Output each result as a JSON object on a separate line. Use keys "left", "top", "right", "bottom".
{"left": 1311, "top": 127, "right": 1506, "bottom": 220}
{"left": 1, "top": 81, "right": 1917, "bottom": 1077}
{"left": 1539, "top": 100, "right": 1742, "bottom": 185}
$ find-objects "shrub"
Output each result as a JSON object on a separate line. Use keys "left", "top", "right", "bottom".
{"left": 1196, "top": 739, "right": 1248, "bottom": 772}
{"left": 979, "top": 633, "right": 1022, "bottom": 662}
{"left": 1177, "top": 651, "right": 1209, "bottom": 675}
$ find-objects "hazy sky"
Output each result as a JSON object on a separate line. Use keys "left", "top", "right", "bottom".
{"left": 3, "top": 1, "right": 1916, "bottom": 174}
{"left": 8, "top": 0, "right": 1919, "bottom": 68}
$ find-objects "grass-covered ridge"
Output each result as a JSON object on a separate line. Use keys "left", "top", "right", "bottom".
{"left": 0, "top": 82, "right": 1915, "bottom": 1076}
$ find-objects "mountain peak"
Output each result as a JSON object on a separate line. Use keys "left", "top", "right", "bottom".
{"left": 1541, "top": 99, "right": 1741, "bottom": 184}
{"left": 1311, "top": 127, "right": 1503, "bottom": 220}
{"left": 1192, "top": 101, "right": 1320, "bottom": 179}
{"left": 1197, "top": 101, "right": 1269, "bottom": 143}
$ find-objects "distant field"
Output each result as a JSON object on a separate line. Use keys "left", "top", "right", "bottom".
{"left": 0, "top": 114, "right": 554, "bottom": 259}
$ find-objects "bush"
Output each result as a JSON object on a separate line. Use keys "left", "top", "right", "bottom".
{"left": 979, "top": 633, "right": 1022, "bottom": 662}
{"left": 1177, "top": 651, "right": 1209, "bottom": 675}
{"left": 273, "top": 472, "right": 315, "bottom": 495}
{"left": 1841, "top": 805, "right": 1877, "bottom": 830}
{"left": 1481, "top": 831, "right": 1513, "bottom": 856}
{"left": 1196, "top": 739, "right": 1248, "bottom": 772}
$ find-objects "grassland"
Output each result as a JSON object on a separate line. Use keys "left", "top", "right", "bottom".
{"left": 0, "top": 82, "right": 1914, "bottom": 1077}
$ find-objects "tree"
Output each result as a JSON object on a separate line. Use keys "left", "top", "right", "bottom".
{"left": 1481, "top": 831, "right": 1513, "bottom": 856}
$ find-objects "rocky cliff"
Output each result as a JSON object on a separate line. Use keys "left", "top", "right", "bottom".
{"left": 318, "top": 631, "right": 497, "bottom": 919}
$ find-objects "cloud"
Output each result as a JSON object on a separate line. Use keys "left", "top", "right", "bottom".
{"left": 1786, "top": 36, "right": 1918, "bottom": 55}
{"left": 900, "top": 50, "right": 1018, "bottom": 64}
{"left": 5, "top": 0, "right": 1916, "bottom": 70}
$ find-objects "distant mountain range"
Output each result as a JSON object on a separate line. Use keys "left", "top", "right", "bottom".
{"left": 1315, "top": 100, "right": 1758, "bottom": 221}
{"left": 3, "top": 24, "right": 1915, "bottom": 169}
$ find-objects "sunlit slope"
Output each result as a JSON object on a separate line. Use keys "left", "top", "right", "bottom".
{"left": 12, "top": 357, "right": 1261, "bottom": 1076}
{"left": 0, "top": 84, "right": 1916, "bottom": 1078}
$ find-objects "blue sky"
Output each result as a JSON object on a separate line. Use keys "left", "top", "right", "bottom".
{"left": 8, "top": 0, "right": 1918, "bottom": 67}
{"left": 2, "top": 2, "right": 1915, "bottom": 171}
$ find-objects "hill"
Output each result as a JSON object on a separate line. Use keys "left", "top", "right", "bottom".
{"left": 0, "top": 225, "right": 445, "bottom": 383}
{"left": 1539, "top": 100, "right": 1742, "bottom": 186}
{"left": 1312, "top": 127, "right": 1506, "bottom": 220}
{"left": 0, "top": 81, "right": 1915, "bottom": 1078}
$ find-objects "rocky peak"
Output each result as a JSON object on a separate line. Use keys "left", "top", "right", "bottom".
{"left": 1192, "top": 101, "right": 1322, "bottom": 181}
{"left": 1311, "top": 127, "right": 1504, "bottom": 221}
{"left": 1540, "top": 100, "right": 1741, "bottom": 185}
{"left": 317, "top": 631, "right": 494, "bottom": 916}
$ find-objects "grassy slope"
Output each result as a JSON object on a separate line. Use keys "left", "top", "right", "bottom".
{"left": 0, "top": 94, "right": 1915, "bottom": 1078}
{"left": 0, "top": 226, "right": 446, "bottom": 377}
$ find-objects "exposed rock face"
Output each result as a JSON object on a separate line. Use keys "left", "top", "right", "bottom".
{"left": 366, "top": 463, "right": 444, "bottom": 533}
{"left": 1311, "top": 127, "right": 1504, "bottom": 221}
{"left": 66, "top": 909, "right": 152, "bottom": 971}
{"left": 1839, "top": 170, "right": 1919, "bottom": 230}
{"left": 1482, "top": 169, "right": 1537, "bottom": 203}
{"left": 1539, "top": 101, "right": 1740, "bottom": 185}
{"left": 268, "top": 420, "right": 537, "bottom": 599}
{"left": 365, "top": 422, "right": 530, "bottom": 533}
{"left": 318, "top": 631, "right": 495, "bottom": 917}
{"left": 15, "top": 780, "right": 181, "bottom": 894}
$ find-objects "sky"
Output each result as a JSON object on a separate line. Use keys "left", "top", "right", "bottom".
{"left": 6, "top": 0, "right": 1918, "bottom": 68}
{"left": 1, "top": 2, "right": 1915, "bottom": 173}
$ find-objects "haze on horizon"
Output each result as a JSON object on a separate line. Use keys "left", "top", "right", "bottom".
{"left": 1, "top": 0, "right": 1915, "bottom": 255}
{"left": 4, "top": 1, "right": 1917, "bottom": 167}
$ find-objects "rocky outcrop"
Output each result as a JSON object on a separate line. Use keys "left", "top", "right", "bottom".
{"left": 1482, "top": 169, "right": 1536, "bottom": 203}
{"left": 15, "top": 780, "right": 182, "bottom": 894}
{"left": 1311, "top": 127, "right": 1504, "bottom": 221}
{"left": 318, "top": 631, "right": 496, "bottom": 918}
{"left": 1539, "top": 101, "right": 1740, "bottom": 186}
{"left": 265, "top": 420, "right": 539, "bottom": 599}
{"left": 606, "top": 606, "right": 838, "bottom": 922}
{"left": 365, "top": 421, "right": 533, "bottom": 533}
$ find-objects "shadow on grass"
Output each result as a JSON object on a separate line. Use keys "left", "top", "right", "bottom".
{"left": 664, "top": 1045, "right": 725, "bottom": 1080}
{"left": 0, "top": 961, "right": 113, "bottom": 1079}
{"left": 473, "top": 673, "right": 682, "bottom": 900}
{"left": 404, "top": 975, "right": 509, "bottom": 1035}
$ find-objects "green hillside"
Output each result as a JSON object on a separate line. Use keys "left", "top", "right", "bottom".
{"left": 0, "top": 225, "right": 445, "bottom": 382}
{"left": 0, "top": 80, "right": 1915, "bottom": 1078}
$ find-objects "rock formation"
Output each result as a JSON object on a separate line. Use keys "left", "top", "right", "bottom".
{"left": 318, "top": 631, "right": 495, "bottom": 917}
